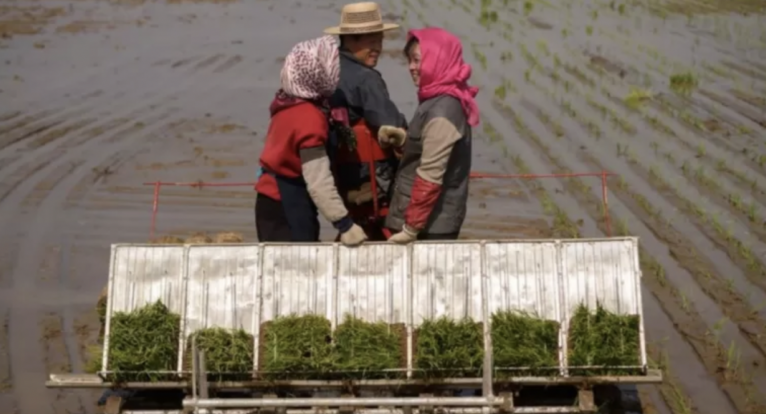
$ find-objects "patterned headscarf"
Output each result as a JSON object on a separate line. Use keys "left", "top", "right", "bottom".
{"left": 280, "top": 35, "right": 340, "bottom": 100}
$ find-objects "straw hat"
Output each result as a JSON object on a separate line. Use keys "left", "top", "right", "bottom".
{"left": 324, "top": 2, "right": 399, "bottom": 35}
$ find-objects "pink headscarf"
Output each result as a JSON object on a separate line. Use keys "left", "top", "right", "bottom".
{"left": 407, "top": 27, "right": 480, "bottom": 126}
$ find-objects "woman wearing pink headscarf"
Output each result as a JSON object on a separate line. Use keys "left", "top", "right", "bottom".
{"left": 382, "top": 27, "right": 479, "bottom": 243}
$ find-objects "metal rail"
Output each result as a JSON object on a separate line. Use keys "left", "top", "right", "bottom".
{"left": 45, "top": 371, "right": 663, "bottom": 389}
{"left": 183, "top": 397, "right": 499, "bottom": 408}
{"left": 120, "top": 410, "right": 590, "bottom": 414}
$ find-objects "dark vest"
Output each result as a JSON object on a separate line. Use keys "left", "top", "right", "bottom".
{"left": 385, "top": 95, "right": 472, "bottom": 235}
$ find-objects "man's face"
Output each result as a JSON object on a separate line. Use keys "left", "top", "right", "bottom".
{"left": 346, "top": 33, "right": 384, "bottom": 67}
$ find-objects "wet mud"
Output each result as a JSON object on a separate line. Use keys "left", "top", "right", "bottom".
{"left": 1, "top": 0, "right": 766, "bottom": 413}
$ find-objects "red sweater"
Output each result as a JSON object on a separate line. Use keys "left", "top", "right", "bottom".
{"left": 255, "top": 100, "right": 329, "bottom": 201}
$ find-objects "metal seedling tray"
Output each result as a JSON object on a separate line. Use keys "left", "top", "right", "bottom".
{"left": 100, "top": 237, "right": 648, "bottom": 382}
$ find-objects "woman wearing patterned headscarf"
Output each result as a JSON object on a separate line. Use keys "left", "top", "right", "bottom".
{"left": 255, "top": 35, "right": 368, "bottom": 245}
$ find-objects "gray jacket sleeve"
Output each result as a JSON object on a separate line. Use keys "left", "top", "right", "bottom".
{"left": 358, "top": 74, "right": 407, "bottom": 130}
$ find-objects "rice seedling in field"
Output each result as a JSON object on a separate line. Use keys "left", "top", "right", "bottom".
{"left": 483, "top": 122, "right": 502, "bottom": 143}
{"left": 332, "top": 316, "right": 403, "bottom": 379}
{"left": 523, "top": 1, "right": 533, "bottom": 15}
{"left": 190, "top": 327, "right": 254, "bottom": 381}
{"left": 259, "top": 314, "right": 333, "bottom": 379}
{"left": 107, "top": 301, "right": 181, "bottom": 382}
{"left": 492, "top": 311, "right": 559, "bottom": 376}
{"left": 493, "top": 84, "right": 507, "bottom": 101}
{"left": 651, "top": 351, "right": 694, "bottom": 414}
{"left": 509, "top": 153, "right": 580, "bottom": 237}
{"left": 669, "top": 72, "right": 698, "bottom": 95}
{"left": 623, "top": 87, "right": 653, "bottom": 109}
{"left": 568, "top": 303, "right": 641, "bottom": 375}
{"left": 478, "top": 0, "right": 498, "bottom": 28}
{"left": 415, "top": 317, "right": 483, "bottom": 378}
{"left": 471, "top": 43, "right": 487, "bottom": 70}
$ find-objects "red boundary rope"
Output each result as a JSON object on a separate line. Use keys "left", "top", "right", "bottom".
{"left": 142, "top": 170, "right": 616, "bottom": 240}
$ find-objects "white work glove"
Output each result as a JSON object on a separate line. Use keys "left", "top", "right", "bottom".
{"left": 378, "top": 125, "right": 407, "bottom": 148}
{"left": 388, "top": 225, "right": 419, "bottom": 244}
{"left": 340, "top": 223, "right": 368, "bottom": 246}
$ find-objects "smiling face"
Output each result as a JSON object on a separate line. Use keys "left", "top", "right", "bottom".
{"left": 343, "top": 32, "right": 384, "bottom": 67}
{"left": 406, "top": 40, "right": 421, "bottom": 87}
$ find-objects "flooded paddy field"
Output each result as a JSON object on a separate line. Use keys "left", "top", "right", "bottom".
{"left": 1, "top": 0, "right": 766, "bottom": 413}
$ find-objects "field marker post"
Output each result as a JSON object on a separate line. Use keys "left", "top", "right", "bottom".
{"left": 150, "top": 181, "right": 161, "bottom": 239}
{"left": 601, "top": 170, "right": 611, "bottom": 236}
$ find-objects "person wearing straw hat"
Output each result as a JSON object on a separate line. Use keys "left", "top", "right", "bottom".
{"left": 324, "top": 2, "right": 409, "bottom": 241}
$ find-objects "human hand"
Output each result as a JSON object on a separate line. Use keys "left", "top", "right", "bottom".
{"left": 378, "top": 125, "right": 407, "bottom": 148}
{"left": 388, "top": 225, "right": 419, "bottom": 244}
{"left": 340, "top": 223, "right": 368, "bottom": 246}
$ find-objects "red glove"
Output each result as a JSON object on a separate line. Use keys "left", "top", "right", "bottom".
{"left": 403, "top": 175, "right": 442, "bottom": 231}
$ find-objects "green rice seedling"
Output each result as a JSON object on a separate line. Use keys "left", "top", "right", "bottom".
{"left": 191, "top": 327, "right": 254, "bottom": 381}
{"left": 523, "top": 1, "right": 533, "bottom": 15}
{"left": 259, "top": 314, "right": 333, "bottom": 379}
{"left": 623, "top": 87, "right": 653, "bottom": 109}
{"left": 568, "top": 303, "right": 640, "bottom": 376}
{"left": 415, "top": 317, "right": 484, "bottom": 378}
{"left": 494, "top": 84, "right": 507, "bottom": 101}
{"left": 332, "top": 316, "right": 404, "bottom": 379}
{"left": 479, "top": 10, "right": 498, "bottom": 28}
{"left": 491, "top": 311, "right": 559, "bottom": 377}
{"left": 669, "top": 72, "right": 698, "bottom": 95}
{"left": 107, "top": 300, "right": 181, "bottom": 382}
{"left": 84, "top": 345, "right": 103, "bottom": 374}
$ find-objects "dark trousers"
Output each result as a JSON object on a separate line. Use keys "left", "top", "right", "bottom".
{"left": 255, "top": 193, "right": 320, "bottom": 242}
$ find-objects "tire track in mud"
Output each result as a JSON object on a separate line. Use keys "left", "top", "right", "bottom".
{"left": 0, "top": 51, "right": 245, "bottom": 175}
{"left": 38, "top": 312, "right": 83, "bottom": 414}
{"left": 0, "top": 52, "right": 252, "bottom": 286}
{"left": 395, "top": 0, "right": 759, "bottom": 412}
{"left": 0, "top": 310, "right": 10, "bottom": 392}
{"left": 3, "top": 51, "right": 264, "bottom": 414}
{"left": 0, "top": 37, "right": 253, "bottom": 155}
{"left": 0, "top": 26, "right": 240, "bottom": 120}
